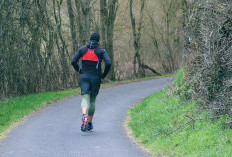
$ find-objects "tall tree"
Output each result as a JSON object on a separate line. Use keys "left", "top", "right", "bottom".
{"left": 143, "top": 0, "right": 183, "bottom": 73}
{"left": 74, "top": 0, "right": 84, "bottom": 45}
{"left": 100, "top": 0, "right": 107, "bottom": 48}
{"left": 129, "top": 0, "right": 145, "bottom": 77}
{"left": 100, "top": 0, "right": 118, "bottom": 80}
{"left": 130, "top": 0, "right": 161, "bottom": 77}
{"left": 81, "top": 0, "right": 90, "bottom": 44}
{"left": 67, "top": 0, "right": 78, "bottom": 52}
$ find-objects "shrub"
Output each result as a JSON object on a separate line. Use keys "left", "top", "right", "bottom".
{"left": 183, "top": 0, "right": 232, "bottom": 118}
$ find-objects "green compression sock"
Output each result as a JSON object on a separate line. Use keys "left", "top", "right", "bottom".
{"left": 81, "top": 94, "right": 90, "bottom": 109}
{"left": 88, "top": 95, "right": 96, "bottom": 116}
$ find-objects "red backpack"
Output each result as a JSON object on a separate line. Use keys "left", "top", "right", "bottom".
{"left": 78, "top": 48, "right": 102, "bottom": 74}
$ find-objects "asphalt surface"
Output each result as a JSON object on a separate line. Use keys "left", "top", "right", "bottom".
{"left": 0, "top": 77, "right": 173, "bottom": 157}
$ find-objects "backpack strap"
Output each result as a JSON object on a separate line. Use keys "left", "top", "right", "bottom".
{"left": 95, "top": 48, "right": 103, "bottom": 70}
{"left": 96, "top": 59, "right": 100, "bottom": 69}
{"left": 78, "top": 59, "right": 82, "bottom": 74}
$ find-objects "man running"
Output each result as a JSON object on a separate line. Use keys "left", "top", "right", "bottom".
{"left": 71, "top": 32, "right": 111, "bottom": 132}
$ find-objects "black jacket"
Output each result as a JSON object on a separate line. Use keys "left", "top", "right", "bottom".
{"left": 71, "top": 41, "right": 111, "bottom": 79}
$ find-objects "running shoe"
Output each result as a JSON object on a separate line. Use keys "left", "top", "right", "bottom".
{"left": 81, "top": 114, "right": 88, "bottom": 132}
{"left": 87, "top": 122, "right": 93, "bottom": 131}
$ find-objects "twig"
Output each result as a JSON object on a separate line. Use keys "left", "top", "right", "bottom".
{"left": 166, "top": 115, "right": 222, "bottom": 136}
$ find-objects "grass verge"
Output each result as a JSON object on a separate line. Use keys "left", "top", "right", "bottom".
{"left": 0, "top": 74, "right": 174, "bottom": 138}
{"left": 0, "top": 88, "right": 80, "bottom": 135}
{"left": 128, "top": 89, "right": 232, "bottom": 157}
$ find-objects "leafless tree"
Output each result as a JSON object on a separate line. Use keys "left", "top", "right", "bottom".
{"left": 100, "top": 0, "right": 118, "bottom": 80}
{"left": 129, "top": 0, "right": 161, "bottom": 77}
{"left": 67, "top": 0, "right": 78, "bottom": 52}
{"left": 144, "top": 0, "right": 184, "bottom": 73}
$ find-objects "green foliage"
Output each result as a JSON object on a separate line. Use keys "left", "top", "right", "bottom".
{"left": 0, "top": 88, "right": 80, "bottom": 133}
{"left": 173, "top": 67, "right": 192, "bottom": 101}
{"left": 128, "top": 68, "right": 232, "bottom": 156}
{"left": 128, "top": 89, "right": 232, "bottom": 156}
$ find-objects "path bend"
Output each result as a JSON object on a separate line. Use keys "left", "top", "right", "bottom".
{"left": 0, "top": 77, "right": 173, "bottom": 157}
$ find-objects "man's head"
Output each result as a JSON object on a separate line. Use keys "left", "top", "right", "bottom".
{"left": 90, "top": 32, "right": 100, "bottom": 42}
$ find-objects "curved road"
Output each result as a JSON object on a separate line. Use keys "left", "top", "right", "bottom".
{"left": 0, "top": 77, "right": 173, "bottom": 157}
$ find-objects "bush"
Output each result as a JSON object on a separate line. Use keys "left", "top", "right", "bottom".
{"left": 172, "top": 67, "right": 192, "bottom": 101}
{"left": 184, "top": 0, "right": 232, "bottom": 118}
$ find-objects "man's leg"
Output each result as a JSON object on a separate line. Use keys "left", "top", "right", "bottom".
{"left": 81, "top": 94, "right": 90, "bottom": 131}
{"left": 88, "top": 95, "right": 96, "bottom": 122}
{"left": 81, "top": 94, "right": 90, "bottom": 114}
{"left": 87, "top": 95, "right": 96, "bottom": 131}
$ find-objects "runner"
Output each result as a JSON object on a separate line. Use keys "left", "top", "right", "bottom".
{"left": 71, "top": 32, "right": 111, "bottom": 132}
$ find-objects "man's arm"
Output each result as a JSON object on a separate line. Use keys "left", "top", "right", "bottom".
{"left": 101, "top": 49, "right": 111, "bottom": 79}
{"left": 71, "top": 49, "right": 82, "bottom": 73}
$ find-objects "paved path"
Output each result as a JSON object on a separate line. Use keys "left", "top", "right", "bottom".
{"left": 0, "top": 77, "right": 173, "bottom": 157}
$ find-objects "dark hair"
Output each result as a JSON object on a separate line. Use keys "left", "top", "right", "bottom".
{"left": 90, "top": 32, "right": 100, "bottom": 42}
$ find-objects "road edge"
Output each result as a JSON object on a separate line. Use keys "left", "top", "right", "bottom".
{"left": 124, "top": 107, "right": 156, "bottom": 157}
{"left": 0, "top": 76, "right": 174, "bottom": 141}
{"left": 124, "top": 77, "right": 174, "bottom": 157}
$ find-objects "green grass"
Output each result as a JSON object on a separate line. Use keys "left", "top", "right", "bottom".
{"left": 0, "top": 74, "right": 174, "bottom": 136}
{"left": 0, "top": 88, "right": 80, "bottom": 134}
{"left": 128, "top": 89, "right": 232, "bottom": 157}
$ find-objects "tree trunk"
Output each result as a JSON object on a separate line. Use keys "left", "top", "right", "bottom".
{"left": 75, "top": 0, "right": 84, "bottom": 45}
{"left": 67, "top": 0, "right": 78, "bottom": 52}
{"left": 81, "top": 0, "right": 90, "bottom": 44}
{"left": 141, "top": 64, "right": 161, "bottom": 76}
{"left": 129, "top": 0, "right": 146, "bottom": 77}
{"left": 101, "top": 0, "right": 118, "bottom": 80}
{"left": 106, "top": 24, "right": 115, "bottom": 80}
{"left": 100, "top": 0, "right": 107, "bottom": 48}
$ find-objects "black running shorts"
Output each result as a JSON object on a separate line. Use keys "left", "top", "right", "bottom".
{"left": 80, "top": 74, "right": 101, "bottom": 96}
